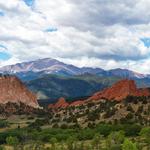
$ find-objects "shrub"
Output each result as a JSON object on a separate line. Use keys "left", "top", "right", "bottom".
{"left": 0, "top": 120, "right": 9, "bottom": 128}
{"left": 50, "top": 137, "right": 57, "bottom": 149}
{"left": 92, "top": 134, "right": 102, "bottom": 149}
{"left": 6, "top": 136, "right": 19, "bottom": 146}
{"left": 139, "top": 127, "right": 150, "bottom": 146}
{"left": 127, "top": 105, "right": 134, "bottom": 112}
{"left": 60, "top": 124, "right": 68, "bottom": 129}
{"left": 122, "top": 139, "right": 138, "bottom": 150}
{"left": 87, "top": 111, "right": 99, "bottom": 121}
{"left": 52, "top": 123, "right": 59, "bottom": 128}
{"left": 0, "top": 146, "right": 4, "bottom": 150}
{"left": 66, "top": 136, "right": 77, "bottom": 150}
{"left": 78, "top": 128, "right": 95, "bottom": 140}
{"left": 96, "top": 124, "right": 113, "bottom": 137}
{"left": 124, "top": 124, "right": 141, "bottom": 136}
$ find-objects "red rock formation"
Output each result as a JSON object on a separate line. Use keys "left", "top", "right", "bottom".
{"left": 70, "top": 100, "right": 85, "bottom": 106}
{"left": 48, "top": 104, "right": 54, "bottom": 109}
{"left": 0, "top": 76, "right": 39, "bottom": 108}
{"left": 48, "top": 79, "right": 150, "bottom": 109}
{"left": 48, "top": 98, "right": 85, "bottom": 109}
{"left": 88, "top": 79, "right": 150, "bottom": 101}
{"left": 55, "top": 97, "right": 69, "bottom": 108}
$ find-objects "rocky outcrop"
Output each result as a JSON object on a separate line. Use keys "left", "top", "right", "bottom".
{"left": 48, "top": 97, "right": 69, "bottom": 109}
{"left": 0, "top": 75, "right": 39, "bottom": 108}
{"left": 54, "top": 97, "right": 69, "bottom": 108}
{"left": 70, "top": 100, "right": 85, "bottom": 107}
{"left": 48, "top": 97, "right": 85, "bottom": 109}
{"left": 88, "top": 79, "right": 150, "bottom": 101}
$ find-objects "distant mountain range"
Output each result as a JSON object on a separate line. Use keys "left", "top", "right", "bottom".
{"left": 1, "top": 58, "right": 150, "bottom": 101}
{"left": 0, "top": 58, "right": 149, "bottom": 80}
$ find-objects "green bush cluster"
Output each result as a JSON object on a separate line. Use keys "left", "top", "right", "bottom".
{"left": 0, "top": 123, "right": 142, "bottom": 144}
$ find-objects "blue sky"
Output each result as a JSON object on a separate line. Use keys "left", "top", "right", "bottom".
{"left": 23, "top": 0, "right": 34, "bottom": 6}
{"left": 0, "top": 11, "right": 4, "bottom": 16}
{"left": 0, "top": 0, "right": 150, "bottom": 73}
{"left": 0, "top": 52, "right": 11, "bottom": 60}
{"left": 44, "top": 27, "right": 58, "bottom": 33}
{"left": 0, "top": 45, "right": 11, "bottom": 60}
{"left": 141, "top": 38, "right": 150, "bottom": 48}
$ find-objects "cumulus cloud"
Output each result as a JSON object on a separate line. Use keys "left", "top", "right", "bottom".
{"left": 0, "top": 0, "right": 150, "bottom": 73}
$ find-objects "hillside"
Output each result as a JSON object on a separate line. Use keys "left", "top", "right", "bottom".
{"left": 46, "top": 96, "right": 150, "bottom": 128}
{"left": 46, "top": 80, "right": 150, "bottom": 128}
{"left": 26, "top": 74, "right": 120, "bottom": 100}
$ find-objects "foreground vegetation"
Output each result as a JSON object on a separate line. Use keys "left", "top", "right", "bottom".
{"left": 1, "top": 96, "right": 150, "bottom": 149}
{"left": 0, "top": 121, "right": 150, "bottom": 150}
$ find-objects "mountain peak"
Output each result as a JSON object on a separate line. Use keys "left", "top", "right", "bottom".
{"left": 109, "top": 68, "right": 147, "bottom": 79}
{"left": 0, "top": 58, "right": 149, "bottom": 80}
{"left": 0, "top": 58, "right": 66, "bottom": 74}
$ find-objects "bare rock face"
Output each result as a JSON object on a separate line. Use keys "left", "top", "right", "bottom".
{"left": 70, "top": 100, "right": 85, "bottom": 107}
{"left": 0, "top": 76, "right": 39, "bottom": 108}
{"left": 48, "top": 104, "right": 54, "bottom": 109}
{"left": 48, "top": 97, "right": 86, "bottom": 109}
{"left": 48, "top": 97, "right": 69, "bottom": 109}
{"left": 54, "top": 97, "right": 69, "bottom": 108}
{"left": 89, "top": 79, "right": 150, "bottom": 101}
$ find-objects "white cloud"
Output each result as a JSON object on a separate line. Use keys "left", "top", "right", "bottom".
{"left": 0, "top": 0, "right": 150, "bottom": 73}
